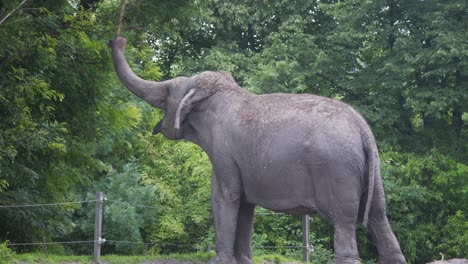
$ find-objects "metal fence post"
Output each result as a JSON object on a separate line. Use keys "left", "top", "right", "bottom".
{"left": 42, "top": 236, "right": 48, "bottom": 257}
{"left": 93, "top": 192, "right": 104, "bottom": 262}
{"left": 302, "top": 214, "right": 310, "bottom": 263}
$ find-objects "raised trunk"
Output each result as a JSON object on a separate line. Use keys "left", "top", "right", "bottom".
{"left": 109, "top": 37, "right": 168, "bottom": 108}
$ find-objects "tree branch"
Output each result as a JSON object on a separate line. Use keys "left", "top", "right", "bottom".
{"left": 0, "top": 0, "right": 28, "bottom": 27}
{"left": 115, "top": 0, "right": 127, "bottom": 37}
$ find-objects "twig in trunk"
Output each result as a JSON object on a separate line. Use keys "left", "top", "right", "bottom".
{"left": 115, "top": 0, "right": 127, "bottom": 37}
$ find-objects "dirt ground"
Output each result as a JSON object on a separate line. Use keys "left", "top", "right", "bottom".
{"left": 139, "top": 261, "right": 206, "bottom": 264}
{"left": 136, "top": 259, "right": 468, "bottom": 264}
{"left": 138, "top": 261, "right": 301, "bottom": 264}
{"left": 428, "top": 259, "right": 468, "bottom": 264}
{"left": 138, "top": 260, "right": 301, "bottom": 264}
{"left": 139, "top": 261, "right": 204, "bottom": 264}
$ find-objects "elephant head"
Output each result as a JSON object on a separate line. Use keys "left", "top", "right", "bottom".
{"left": 108, "top": 36, "right": 218, "bottom": 140}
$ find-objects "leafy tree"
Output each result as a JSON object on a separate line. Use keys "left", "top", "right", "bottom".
{"left": 0, "top": 0, "right": 111, "bottom": 244}
{"left": 140, "top": 134, "right": 212, "bottom": 253}
{"left": 76, "top": 164, "right": 159, "bottom": 254}
{"left": 379, "top": 150, "right": 467, "bottom": 262}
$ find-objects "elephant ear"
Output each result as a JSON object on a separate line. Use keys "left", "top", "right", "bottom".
{"left": 174, "top": 88, "right": 212, "bottom": 130}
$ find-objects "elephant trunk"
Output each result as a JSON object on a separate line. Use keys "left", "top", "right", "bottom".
{"left": 109, "top": 36, "right": 168, "bottom": 108}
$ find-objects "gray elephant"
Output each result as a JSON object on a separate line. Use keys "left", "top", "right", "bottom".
{"left": 109, "top": 36, "right": 406, "bottom": 264}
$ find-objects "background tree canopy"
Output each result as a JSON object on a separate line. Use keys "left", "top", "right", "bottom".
{"left": 0, "top": 0, "right": 466, "bottom": 263}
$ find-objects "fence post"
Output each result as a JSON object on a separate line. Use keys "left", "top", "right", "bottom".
{"left": 93, "top": 192, "right": 104, "bottom": 262}
{"left": 144, "top": 243, "right": 149, "bottom": 255}
{"left": 42, "top": 236, "right": 48, "bottom": 257}
{"left": 302, "top": 214, "right": 310, "bottom": 263}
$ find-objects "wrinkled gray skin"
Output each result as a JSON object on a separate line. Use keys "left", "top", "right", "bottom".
{"left": 109, "top": 36, "right": 406, "bottom": 264}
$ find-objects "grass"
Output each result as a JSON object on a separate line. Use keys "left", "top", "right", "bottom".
{"left": 11, "top": 253, "right": 301, "bottom": 264}
{"left": 11, "top": 253, "right": 212, "bottom": 264}
{"left": 102, "top": 252, "right": 214, "bottom": 263}
{"left": 11, "top": 253, "right": 89, "bottom": 263}
{"left": 254, "top": 254, "right": 301, "bottom": 263}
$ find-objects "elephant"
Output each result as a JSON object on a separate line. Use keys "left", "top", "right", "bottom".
{"left": 109, "top": 36, "right": 406, "bottom": 264}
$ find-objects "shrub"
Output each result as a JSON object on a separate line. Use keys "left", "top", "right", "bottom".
{"left": 0, "top": 241, "right": 15, "bottom": 264}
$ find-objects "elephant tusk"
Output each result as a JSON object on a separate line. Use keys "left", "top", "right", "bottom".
{"left": 174, "top": 89, "right": 195, "bottom": 130}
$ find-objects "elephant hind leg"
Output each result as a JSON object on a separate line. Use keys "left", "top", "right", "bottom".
{"left": 368, "top": 183, "right": 406, "bottom": 263}
{"left": 368, "top": 212, "right": 406, "bottom": 264}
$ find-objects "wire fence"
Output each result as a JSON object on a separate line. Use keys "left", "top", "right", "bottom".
{"left": 8, "top": 240, "right": 96, "bottom": 246}
{"left": 0, "top": 199, "right": 289, "bottom": 213}
{"left": 107, "top": 200, "right": 160, "bottom": 210}
{"left": 0, "top": 200, "right": 98, "bottom": 208}
{"left": 1, "top": 193, "right": 313, "bottom": 261}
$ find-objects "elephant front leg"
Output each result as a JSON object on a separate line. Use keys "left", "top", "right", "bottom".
{"left": 210, "top": 173, "right": 241, "bottom": 264}
{"left": 234, "top": 202, "right": 255, "bottom": 264}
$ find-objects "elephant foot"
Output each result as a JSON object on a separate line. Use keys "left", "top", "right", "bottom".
{"left": 236, "top": 256, "right": 253, "bottom": 264}
{"left": 332, "top": 255, "right": 361, "bottom": 264}
{"left": 378, "top": 253, "right": 407, "bottom": 264}
{"left": 208, "top": 255, "right": 237, "bottom": 264}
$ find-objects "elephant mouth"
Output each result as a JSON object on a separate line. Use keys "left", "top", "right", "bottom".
{"left": 152, "top": 120, "right": 163, "bottom": 135}
{"left": 152, "top": 120, "right": 183, "bottom": 139}
{"left": 153, "top": 120, "right": 183, "bottom": 140}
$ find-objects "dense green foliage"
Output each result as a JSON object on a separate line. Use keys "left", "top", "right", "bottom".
{"left": 0, "top": 240, "right": 15, "bottom": 264}
{"left": 0, "top": 0, "right": 466, "bottom": 263}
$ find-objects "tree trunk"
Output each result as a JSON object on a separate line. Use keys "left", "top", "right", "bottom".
{"left": 452, "top": 106, "right": 463, "bottom": 137}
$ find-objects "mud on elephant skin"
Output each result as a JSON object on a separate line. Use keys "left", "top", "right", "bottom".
{"left": 109, "top": 36, "right": 407, "bottom": 264}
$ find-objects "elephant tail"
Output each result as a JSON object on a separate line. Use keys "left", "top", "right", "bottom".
{"left": 362, "top": 132, "right": 378, "bottom": 227}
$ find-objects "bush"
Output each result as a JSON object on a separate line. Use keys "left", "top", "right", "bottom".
{"left": 0, "top": 241, "right": 15, "bottom": 264}
{"left": 310, "top": 244, "right": 333, "bottom": 264}
{"left": 379, "top": 150, "right": 467, "bottom": 263}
